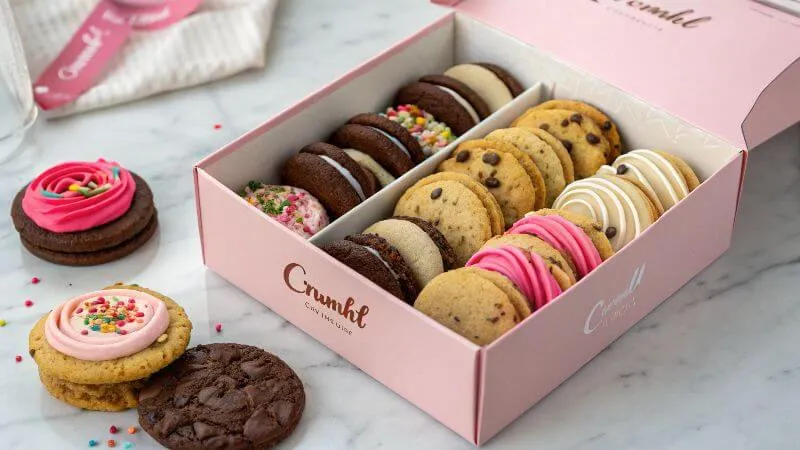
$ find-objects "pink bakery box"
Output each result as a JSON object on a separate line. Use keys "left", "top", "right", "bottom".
{"left": 193, "top": 0, "right": 800, "bottom": 445}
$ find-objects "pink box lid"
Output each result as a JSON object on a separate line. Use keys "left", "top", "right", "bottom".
{"left": 434, "top": 0, "right": 800, "bottom": 150}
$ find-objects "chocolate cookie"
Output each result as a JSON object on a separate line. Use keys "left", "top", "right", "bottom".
{"left": 394, "top": 75, "right": 490, "bottom": 135}
{"left": 347, "top": 113, "right": 425, "bottom": 164}
{"left": 281, "top": 142, "right": 377, "bottom": 218}
{"left": 138, "top": 343, "right": 305, "bottom": 450}
{"left": 345, "top": 233, "right": 419, "bottom": 303}
{"left": 11, "top": 165, "right": 158, "bottom": 266}
{"left": 329, "top": 123, "right": 416, "bottom": 178}
{"left": 319, "top": 238, "right": 407, "bottom": 302}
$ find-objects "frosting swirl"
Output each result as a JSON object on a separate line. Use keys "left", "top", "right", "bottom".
{"left": 507, "top": 215, "right": 602, "bottom": 279}
{"left": 22, "top": 159, "right": 136, "bottom": 233}
{"left": 467, "top": 245, "right": 562, "bottom": 311}
{"left": 45, "top": 289, "right": 169, "bottom": 361}
{"left": 553, "top": 176, "right": 651, "bottom": 252}
{"left": 597, "top": 149, "right": 689, "bottom": 211}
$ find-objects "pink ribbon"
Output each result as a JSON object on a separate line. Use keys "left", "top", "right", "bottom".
{"left": 33, "top": 0, "right": 202, "bottom": 110}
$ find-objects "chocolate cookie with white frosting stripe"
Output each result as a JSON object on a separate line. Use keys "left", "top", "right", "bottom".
{"left": 320, "top": 234, "right": 419, "bottom": 304}
{"left": 394, "top": 75, "right": 490, "bottom": 136}
{"left": 552, "top": 174, "right": 660, "bottom": 252}
{"left": 281, "top": 143, "right": 377, "bottom": 218}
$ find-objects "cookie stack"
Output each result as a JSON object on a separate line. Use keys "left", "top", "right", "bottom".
{"left": 239, "top": 62, "right": 523, "bottom": 239}
{"left": 11, "top": 160, "right": 158, "bottom": 266}
{"left": 28, "top": 283, "right": 192, "bottom": 411}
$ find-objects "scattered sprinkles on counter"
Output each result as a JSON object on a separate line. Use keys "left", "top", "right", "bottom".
{"left": 31, "top": 277, "right": 40, "bottom": 284}
{"left": 127, "top": 426, "right": 137, "bottom": 435}
{"left": 24, "top": 299, "right": 33, "bottom": 307}
{"left": 15, "top": 355, "right": 22, "bottom": 363}
{"left": 383, "top": 104, "right": 455, "bottom": 155}
{"left": 214, "top": 123, "right": 222, "bottom": 130}
{"left": 0, "top": 319, "right": 6, "bottom": 327}
{"left": 88, "top": 440, "right": 98, "bottom": 447}
{"left": 107, "top": 439, "right": 116, "bottom": 448}
{"left": 109, "top": 425, "right": 119, "bottom": 434}
{"left": 215, "top": 323, "right": 223, "bottom": 333}
{"left": 123, "top": 442, "right": 134, "bottom": 449}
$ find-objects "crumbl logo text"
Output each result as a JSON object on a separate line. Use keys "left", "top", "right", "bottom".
{"left": 589, "top": 0, "right": 712, "bottom": 29}
{"left": 584, "top": 264, "right": 646, "bottom": 335}
{"left": 283, "top": 263, "right": 369, "bottom": 335}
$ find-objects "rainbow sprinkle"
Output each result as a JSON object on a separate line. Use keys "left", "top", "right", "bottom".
{"left": 383, "top": 104, "right": 455, "bottom": 155}
{"left": 76, "top": 296, "right": 144, "bottom": 335}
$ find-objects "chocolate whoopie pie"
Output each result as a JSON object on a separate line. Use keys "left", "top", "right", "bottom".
{"left": 475, "top": 63, "right": 524, "bottom": 97}
{"left": 281, "top": 142, "right": 377, "bottom": 218}
{"left": 137, "top": 343, "right": 305, "bottom": 450}
{"left": 11, "top": 160, "right": 158, "bottom": 266}
{"left": 347, "top": 113, "right": 426, "bottom": 164}
{"left": 320, "top": 234, "right": 419, "bottom": 304}
{"left": 329, "top": 123, "right": 416, "bottom": 178}
{"left": 394, "top": 74, "right": 490, "bottom": 136}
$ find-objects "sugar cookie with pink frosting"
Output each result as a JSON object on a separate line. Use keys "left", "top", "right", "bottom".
{"left": 28, "top": 283, "right": 192, "bottom": 411}
{"left": 11, "top": 159, "right": 158, "bottom": 266}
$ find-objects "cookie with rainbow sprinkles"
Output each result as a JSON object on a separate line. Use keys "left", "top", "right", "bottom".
{"left": 28, "top": 283, "right": 192, "bottom": 411}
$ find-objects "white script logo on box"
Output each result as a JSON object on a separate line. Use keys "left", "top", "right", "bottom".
{"left": 584, "top": 264, "right": 646, "bottom": 335}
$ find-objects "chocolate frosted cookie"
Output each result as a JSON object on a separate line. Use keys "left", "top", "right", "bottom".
{"left": 11, "top": 160, "right": 158, "bottom": 266}
{"left": 138, "top": 343, "right": 305, "bottom": 450}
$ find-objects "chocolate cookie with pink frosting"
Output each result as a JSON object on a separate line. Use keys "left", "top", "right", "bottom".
{"left": 10, "top": 159, "right": 158, "bottom": 266}
{"left": 28, "top": 283, "right": 192, "bottom": 411}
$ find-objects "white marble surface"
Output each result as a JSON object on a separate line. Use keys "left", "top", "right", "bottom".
{"left": 1, "top": 0, "right": 800, "bottom": 448}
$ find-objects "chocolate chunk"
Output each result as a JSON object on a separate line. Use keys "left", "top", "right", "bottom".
{"left": 539, "top": 123, "right": 550, "bottom": 131}
{"left": 482, "top": 152, "right": 500, "bottom": 166}
{"left": 430, "top": 187, "right": 443, "bottom": 200}
{"left": 605, "top": 227, "right": 617, "bottom": 239}
{"left": 454, "top": 316, "right": 461, "bottom": 322}
{"left": 487, "top": 317, "right": 500, "bottom": 324}
{"left": 484, "top": 177, "right": 501, "bottom": 188}
{"left": 586, "top": 133, "right": 600, "bottom": 145}
{"left": 456, "top": 150, "right": 470, "bottom": 162}
{"left": 602, "top": 121, "right": 612, "bottom": 131}
{"left": 561, "top": 140, "right": 573, "bottom": 152}
{"left": 570, "top": 113, "right": 583, "bottom": 124}
{"left": 138, "top": 344, "right": 305, "bottom": 450}
{"left": 617, "top": 164, "right": 629, "bottom": 175}
{"left": 560, "top": 119, "right": 569, "bottom": 127}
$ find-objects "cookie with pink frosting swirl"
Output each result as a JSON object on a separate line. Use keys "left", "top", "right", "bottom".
{"left": 11, "top": 159, "right": 158, "bottom": 266}
{"left": 28, "top": 283, "right": 191, "bottom": 411}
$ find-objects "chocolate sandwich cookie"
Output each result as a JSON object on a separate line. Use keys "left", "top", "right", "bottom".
{"left": 394, "top": 74, "right": 490, "bottom": 136}
{"left": 281, "top": 142, "right": 377, "bottom": 218}
{"left": 363, "top": 216, "right": 456, "bottom": 289}
{"left": 444, "top": 62, "right": 524, "bottom": 113}
{"left": 347, "top": 113, "right": 426, "bottom": 164}
{"left": 329, "top": 124, "right": 416, "bottom": 178}
{"left": 320, "top": 234, "right": 419, "bottom": 304}
{"left": 11, "top": 160, "right": 158, "bottom": 266}
{"left": 137, "top": 343, "right": 305, "bottom": 450}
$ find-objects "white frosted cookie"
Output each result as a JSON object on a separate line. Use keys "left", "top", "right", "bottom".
{"left": 553, "top": 174, "right": 658, "bottom": 251}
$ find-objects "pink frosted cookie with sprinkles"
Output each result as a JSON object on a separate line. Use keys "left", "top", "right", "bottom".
{"left": 10, "top": 159, "right": 158, "bottom": 265}
{"left": 382, "top": 104, "right": 456, "bottom": 156}
{"left": 28, "top": 283, "right": 192, "bottom": 411}
{"left": 241, "top": 182, "right": 329, "bottom": 238}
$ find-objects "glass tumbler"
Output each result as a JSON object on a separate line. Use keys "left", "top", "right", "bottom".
{"left": 0, "top": 0, "right": 36, "bottom": 162}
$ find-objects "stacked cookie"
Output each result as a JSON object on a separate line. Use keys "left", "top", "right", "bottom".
{"left": 240, "top": 62, "right": 523, "bottom": 239}
{"left": 11, "top": 160, "right": 158, "bottom": 266}
{"left": 28, "top": 283, "right": 192, "bottom": 411}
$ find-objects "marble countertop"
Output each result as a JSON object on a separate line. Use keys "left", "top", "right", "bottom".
{"left": 2, "top": 1, "right": 800, "bottom": 448}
